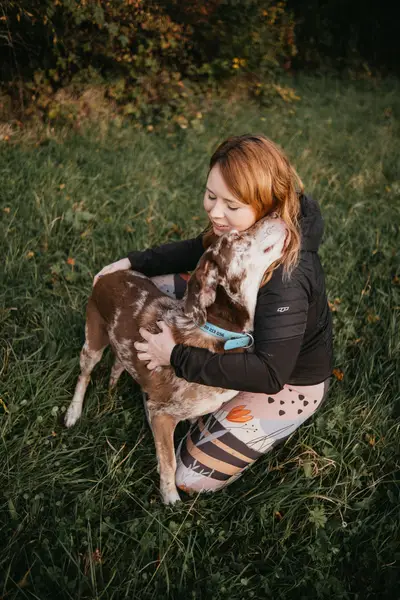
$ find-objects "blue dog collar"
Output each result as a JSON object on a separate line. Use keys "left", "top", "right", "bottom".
{"left": 199, "top": 322, "right": 254, "bottom": 351}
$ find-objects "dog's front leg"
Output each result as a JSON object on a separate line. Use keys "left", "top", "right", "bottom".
{"left": 150, "top": 413, "right": 181, "bottom": 505}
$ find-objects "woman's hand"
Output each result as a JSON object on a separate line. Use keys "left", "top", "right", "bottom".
{"left": 134, "top": 321, "right": 176, "bottom": 370}
{"left": 93, "top": 257, "right": 131, "bottom": 287}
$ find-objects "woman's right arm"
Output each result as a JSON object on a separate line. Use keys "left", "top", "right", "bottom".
{"left": 93, "top": 235, "right": 205, "bottom": 287}
{"left": 127, "top": 235, "right": 205, "bottom": 277}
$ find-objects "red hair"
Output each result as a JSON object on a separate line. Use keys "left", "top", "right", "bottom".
{"left": 203, "top": 134, "right": 303, "bottom": 285}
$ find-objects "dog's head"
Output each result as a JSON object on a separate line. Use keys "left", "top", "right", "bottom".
{"left": 184, "top": 216, "right": 287, "bottom": 326}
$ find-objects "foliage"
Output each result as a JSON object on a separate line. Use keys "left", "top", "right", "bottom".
{"left": 0, "top": 0, "right": 297, "bottom": 123}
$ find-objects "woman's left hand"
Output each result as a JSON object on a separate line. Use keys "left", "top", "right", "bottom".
{"left": 134, "top": 321, "right": 176, "bottom": 370}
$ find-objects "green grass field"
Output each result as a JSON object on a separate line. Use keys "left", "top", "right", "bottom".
{"left": 1, "top": 75, "right": 399, "bottom": 599}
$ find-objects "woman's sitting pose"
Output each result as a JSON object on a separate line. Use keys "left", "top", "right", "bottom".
{"left": 94, "top": 134, "right": 333, "bottom": 494}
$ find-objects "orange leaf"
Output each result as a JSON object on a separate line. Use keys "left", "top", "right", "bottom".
{"left": 367, "top": 313, "right": 380, "bottom": 324}
{"left": 332, "top": 368, "right": 344, "bottom": 381}
{"left": 328, "top": 298, "right": 341, "bottom": 312}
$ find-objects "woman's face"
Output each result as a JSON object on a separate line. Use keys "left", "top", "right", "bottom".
{"left": 203, "top": 165, "right": 257, "bottom": 236}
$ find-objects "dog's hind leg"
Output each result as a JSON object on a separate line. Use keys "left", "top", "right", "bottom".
{"left": 151, "top": 413, "right": 181, "bottom": 505}
{"left": 109, "top": 358, "right": 125, "bottom": 389}
{"left": 65, "top": 299, "right": 109, "bottom": 428}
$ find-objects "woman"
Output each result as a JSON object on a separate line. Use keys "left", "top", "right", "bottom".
{"left": 94, "top": 134, "right": 333, "bottom": 494}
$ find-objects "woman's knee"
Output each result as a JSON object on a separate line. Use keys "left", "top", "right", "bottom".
{"left": 174, "top": 424, "right": 250, "bottom": 494}
{"left": 175, "top": 438, "right": 223, "bottom": 494}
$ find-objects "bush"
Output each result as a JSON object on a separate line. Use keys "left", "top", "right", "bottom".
{"left": 1, "top": 0, "right": 297, "bottom": 123}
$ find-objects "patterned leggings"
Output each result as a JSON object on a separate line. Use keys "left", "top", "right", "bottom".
{"left": 151, "top": 273, "right": 330, "bottom": 494}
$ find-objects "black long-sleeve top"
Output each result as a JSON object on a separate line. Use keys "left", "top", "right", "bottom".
{"left": 127, "top": 195, "right": 333, "bottom": 394}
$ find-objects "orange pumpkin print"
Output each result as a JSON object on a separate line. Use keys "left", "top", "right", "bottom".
{"left": 226, "top": 405, "right": 253, "bottom": 423}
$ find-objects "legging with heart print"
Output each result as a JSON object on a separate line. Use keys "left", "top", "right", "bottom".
{"left": 150, "top": 273, "right": 331, "bottom": 494}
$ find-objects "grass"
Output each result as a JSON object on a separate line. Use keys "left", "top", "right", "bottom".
{"left": 1, "top": 74, "right": 399, "bottom": 599}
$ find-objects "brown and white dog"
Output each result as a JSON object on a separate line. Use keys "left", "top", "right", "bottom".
{"left": 64, "top": 216, "right": 287, "bottom": 504}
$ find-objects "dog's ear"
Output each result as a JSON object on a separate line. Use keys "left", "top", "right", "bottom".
{"left": 184, "top": 257, "right": 218, "bottom": 326}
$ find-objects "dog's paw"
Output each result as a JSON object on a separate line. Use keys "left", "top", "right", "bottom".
{"left": 162, "top": 488, "right": 181, "bottom": 505}
{"left": 64, "top": 404, "right": 82, "bottom": 428}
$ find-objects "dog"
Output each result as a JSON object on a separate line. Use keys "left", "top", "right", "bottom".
{"left": 64, "top": 216, "right": 287, "bottom": 504}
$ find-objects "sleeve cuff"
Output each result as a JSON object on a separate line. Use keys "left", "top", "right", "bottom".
{"left": 170, "top": 344, "right": 184, "bottom": 377}
{"left": 126, "top": 250, "right": 143, "bottom": 270}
